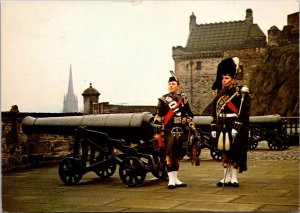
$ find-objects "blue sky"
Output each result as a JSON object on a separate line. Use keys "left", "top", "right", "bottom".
{"left": 2, "top": 0, "right": 298, "bottom": 112}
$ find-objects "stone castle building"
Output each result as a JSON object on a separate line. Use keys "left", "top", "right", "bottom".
{"left": 63, "top": 65, "right": 79, "bottom": 113}
{"left": 173, "top": 9, "right": 267, "bottom": 114}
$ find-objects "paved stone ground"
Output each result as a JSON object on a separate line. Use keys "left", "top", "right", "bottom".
{"left": 2, "top": 143, "right": 299, "bottom": 212}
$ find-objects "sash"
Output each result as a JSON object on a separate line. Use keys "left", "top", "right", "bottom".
{"left": 217, "top": 92, "right": 239, "bottom": 115}
{"left": 164, "top": 98, "right": 183, "bottom": 125}
{"left": 226, "top": 100, "right": 238, "bottom": 114}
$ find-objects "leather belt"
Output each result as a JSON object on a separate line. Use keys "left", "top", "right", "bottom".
{"left": 219, "top": 113, "right": 237, "bottom": 118}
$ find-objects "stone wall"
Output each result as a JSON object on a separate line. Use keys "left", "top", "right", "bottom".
{"left": 1, "top": 112, "right": 79, "bottom": 171}
{"left": 174, "top": 47, "right": 266, "bottom": 115}
{"left": 174, "top": 54, "right": 222, "bottom": 115}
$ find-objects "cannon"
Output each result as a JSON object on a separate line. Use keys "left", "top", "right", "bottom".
{"left": 246, "top": 114, "right": 291, "bottom": 150}
{"left": 22, "top": 112, "right": 168, "bottom": 186}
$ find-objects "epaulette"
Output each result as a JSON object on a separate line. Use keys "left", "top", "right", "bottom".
{"left": 180, "top": 93, "right": 188, "bottom": 104}
{"left": 235, "top": 85, "right": 250, "bottom": 94}
{"left": 159, "top": 94, "right": 169, "bottom": 103}
{"left": 241, "top": 85, "right": 250, "bottom": 93}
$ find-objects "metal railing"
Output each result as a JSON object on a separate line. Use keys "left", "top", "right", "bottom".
{"left": 282, "top": 117, "right": 299, "bottom": 135}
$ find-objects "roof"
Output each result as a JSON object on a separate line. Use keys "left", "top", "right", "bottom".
{"left": 82, "top": 83, "right": 100, "bottom": 96}
{"left": 186, "top": 20, "right": 266, "bottom": 51}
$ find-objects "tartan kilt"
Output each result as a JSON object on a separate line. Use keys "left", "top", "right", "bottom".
{"left": 163, "top": 124, "right": 184, "bottom": 160}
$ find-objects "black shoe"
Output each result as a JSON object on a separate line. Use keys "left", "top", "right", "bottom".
{"left": 168, "top": 184, "right": 176, "bottom": 189}
{"left": 231, "top": 182, "right": 239, "bottom": 187}
{"left": 216, "top": 181, "right": 231, "bottom": 187}
{"left": 175, "top": 183, "right": 187, "bottom": 187}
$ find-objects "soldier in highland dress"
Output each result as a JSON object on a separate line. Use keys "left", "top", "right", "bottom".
{"left": 153, "top": 75, "right": 194, "bottom": 189}
{"left": 211, "top": 57, "right": 251, "bottom": 187}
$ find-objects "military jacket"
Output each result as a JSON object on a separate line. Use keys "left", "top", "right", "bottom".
{"left": 156, "top": 93, "right": 194, "bottom": 123}
{"left": 211, "top": 86, "right": 250, "bottom": 126}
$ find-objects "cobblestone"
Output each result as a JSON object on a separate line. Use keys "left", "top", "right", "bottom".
{"left": 199, "top": 141, "right": 299, "bottom": 161}
{"left": 247, "top": 141, "right": 299, "bottom": 161}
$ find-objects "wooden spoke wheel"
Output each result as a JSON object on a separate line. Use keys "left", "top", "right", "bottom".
{"left": 119, "top": 157, "right": 146, "bottom": 187}
{"left": 94, "top": 155, "right": 116, "bottom": 178}
{"left": 248, "top": 141, "right": 258, "bottom": 150}
{"left": 58, "top": 157, "right": 83, "bottom": 185}
{"left": 94, "top": 161, "right": 116, "bottom": 178}
{"left": 151, "top": 156, "right": 167, "bottom": 179}
{"left": 268, "top": 137, "right": 283, "bottom": 150}
{"left": 210, "top": 147, "right": 223, "bottom": 162}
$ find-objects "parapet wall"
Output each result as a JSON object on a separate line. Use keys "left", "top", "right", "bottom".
{"left": 2, "top": 112, "right": 80, "bottom": 171}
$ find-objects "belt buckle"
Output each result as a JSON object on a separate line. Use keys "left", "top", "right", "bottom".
{"left": 171, "top": 127, "right": 183, "bottom": 133}
{"left": 219, "top": 113, "right": 237, "bottom": 118}
{"left": 174, "top": 117, "right": 181, "bottom": 123}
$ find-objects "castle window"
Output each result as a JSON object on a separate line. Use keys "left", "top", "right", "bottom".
{"left": 196, "top": 61, "right": 202, "bottom": 70}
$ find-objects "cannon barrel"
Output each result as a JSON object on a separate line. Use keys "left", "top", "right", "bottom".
{"left": 192, "top": 114, "right": 283, "bottom": 131}
{"left": 22, "top": 112, "right": 154, "bottom": 142}
{"left": 249, "top": 114, "right": 282, "bottom": 124}
{"left": 192, "top": 116, "right": 211, "bottom": 126}
{"left": 22, "top": 113, "right": 283, "bottom": 140}
{"left": 192, "top": 114, "right": 282, "bottom": 126}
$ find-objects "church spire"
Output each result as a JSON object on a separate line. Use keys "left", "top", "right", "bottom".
{"left": 63, "top": 64, "right": 78, "bottom": 112}
{"left": 68, "top": 64, "right": 74, "bottom": 94}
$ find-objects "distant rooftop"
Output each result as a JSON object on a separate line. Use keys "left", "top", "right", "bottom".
{"left": 186, "top": 9, "right": 267, "bottom": 51}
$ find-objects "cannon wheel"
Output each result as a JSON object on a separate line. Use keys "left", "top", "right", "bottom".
{"left": 268, "top": 137, "right": 283, "bottom": 150}
{"left": 58, "top": 157, "right": 83, "bottom": 185}
{"left": 210, "top": 148, "right": 223, "bottom": 162}
{"left": 281, "top": 135, "right": 290, "bottom": 150}
{"left": 94, "top": 155, "right": 117, "bottom": 178}
{"left": 95, "top": 162, "right": 116, "bottom": 178}
{"left": 151, "top": 155, "right": 167, "bottom": 179}
{"left": 248, "top": 141, "right": 258, "bottom": 150}
{"left": 119, "top": 157, "right": 146, "bottom": 187}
